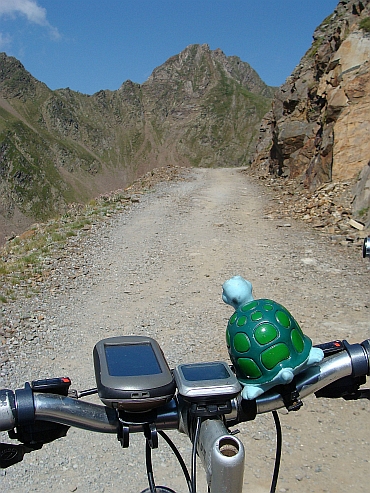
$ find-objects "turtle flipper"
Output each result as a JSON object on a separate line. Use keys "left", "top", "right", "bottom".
{"left": 278, "top": 368, "right": 295, "bottom": 384}
{"left": 307, "top": 347, "right": 324, "bottom": 365}
{"left": 241, "top": 385, "right": 265, "bottom": 400}
{"left": 241, "top": 368, "right": 295, "bottom": 400}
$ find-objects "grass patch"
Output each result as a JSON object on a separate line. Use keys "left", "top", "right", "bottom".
{"left": 357, "top": 206, "right": 369, "bottom": 217}
{"left": 307, "top": 37, "right": 324, "bottom": 58}
{"left": 0, "top": 189, "right": 132, "bottom": 302}
{"left": 320, "top": 13, "right": 334, "bottom": 28}
{"left": 359, "top": 17, "right": 370, "bottom": 33}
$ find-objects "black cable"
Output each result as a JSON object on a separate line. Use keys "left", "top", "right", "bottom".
{"left": 191, "top": 418, "right": 201, "bottom": 493}
{"left": 270, "top": 410, "right": 282, "bottom": 493}
{"left": 145, "top": 440, "right": 157, "bottom": 493}
{"left": 158, "top": 431, "right": 192, "bottom": 493}
{"left": 76, "top": 388, "right": 98, "bottom": 398}
{"left": 144, "top": 431, "right": 192, "bottom": 493}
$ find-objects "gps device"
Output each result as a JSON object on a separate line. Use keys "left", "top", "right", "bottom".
{"left": 173, "top": 361, "right": 241, "bottom": 405}
{"left": 93, "top": 336, "right": 176, "bottom": 412}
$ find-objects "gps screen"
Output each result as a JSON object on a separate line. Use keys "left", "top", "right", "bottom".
{"left": 105, "top": 343, "right": 162, "bottom": 377}
{"left": 181, "top": 362, "right": 230, "bottom": 381}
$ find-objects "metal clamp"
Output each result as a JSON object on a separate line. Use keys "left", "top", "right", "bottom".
{"left": 278, "top": 381, "right": 303, "bottom": 412}
{"left": 117, "top": 417, "right": 130, "bottom": 448}
{"left": 144, "top": 422, "right": 158, "bottom": 449}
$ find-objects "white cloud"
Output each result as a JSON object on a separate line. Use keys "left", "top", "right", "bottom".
{"left": 0, "top": 32, "right": 12, "bottom": 50}
{"left": 0, "top": 0, "right": 60, "bottom": 39}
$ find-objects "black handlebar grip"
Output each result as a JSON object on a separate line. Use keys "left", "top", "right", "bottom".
{"left": 343, "top": 341, "right": 369, "bottom": 377}
{"left": 361, "top": 340, "right": 370, "bottom": 376}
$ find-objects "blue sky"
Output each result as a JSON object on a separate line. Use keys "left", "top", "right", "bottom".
{"left": 0, "top": 0, "right": 339, "bottom": 95}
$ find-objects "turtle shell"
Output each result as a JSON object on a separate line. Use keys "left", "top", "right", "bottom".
{"left": 226, "top": 299, "right": 312, "bottom": 385}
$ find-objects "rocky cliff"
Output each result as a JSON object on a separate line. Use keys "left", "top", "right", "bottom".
{"left": 0, "top": 45, "right": 274, "bottom": 244}
{"left": 252, "top": 0, "right": 370, "bottom": 229}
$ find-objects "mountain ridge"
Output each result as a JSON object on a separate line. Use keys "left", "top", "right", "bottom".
{"left": 0, "top": 45, "right": 274, "bottom": 244}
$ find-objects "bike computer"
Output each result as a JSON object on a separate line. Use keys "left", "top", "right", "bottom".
{"left": 93, "top": 336, "right": 176, "bottom": 412}
{"left": 173, "top": 361, "right": 241, "bottom": 404}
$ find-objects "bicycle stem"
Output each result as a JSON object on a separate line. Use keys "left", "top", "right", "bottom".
{"left": 197, "top": 418, "right": 245, "bottom": 493}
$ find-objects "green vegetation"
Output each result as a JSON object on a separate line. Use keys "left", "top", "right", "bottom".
{"left": 307, "top": 37, "right": 324, "bottom": 58}
{"left": 0, "top": 191, "right": 130, "bottom": 303}
{"left": 181, "top": 72, "right": 272, "bottom": 167}
{"left": 0, "top": 124, "right": 67, "bottom": 220}
{"left": 320, "top": 13, "right": 334, "bottom": 28}
{"left": 357, "top": 206, "right": 369, "bottom": 217}
{"left": 359, "top": 17, "right": 370, "bottom": 33}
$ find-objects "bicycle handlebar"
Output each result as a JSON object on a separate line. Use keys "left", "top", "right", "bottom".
{"left": 1, "top": 339, "right": 369, "bottom": 435}
{"left": 256, "top": 339, "right": 370, "bottom": 413}
{"left": 0, "top": 388, "right": 180, "bottom": 434}
{"left": 1, "top": 338, "right": 369, "bottom": 493}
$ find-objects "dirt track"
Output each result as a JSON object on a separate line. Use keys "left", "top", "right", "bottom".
{"left": 1, "top": 167, "right": 369, "bottom": 492}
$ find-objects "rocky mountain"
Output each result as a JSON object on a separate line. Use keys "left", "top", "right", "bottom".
{"left": 252, "top": 0, "right": 370, "bottom": 229}
{"left": 0, "top": 45, "right": 274, "bottom": 244}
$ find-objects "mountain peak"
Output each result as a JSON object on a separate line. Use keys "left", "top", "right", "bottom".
{"left": 0, "top": 52, "right": 49, "bottom": 100}
{"left": 0, "top": 46, "right": 273, "bottom": 243}
{"left": 145, "top": 43, "right": 274, "bottom": 97}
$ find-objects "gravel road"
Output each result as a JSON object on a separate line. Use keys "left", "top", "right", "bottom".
{"left": 1, "top": 167, "right": 369, "bottom": 492}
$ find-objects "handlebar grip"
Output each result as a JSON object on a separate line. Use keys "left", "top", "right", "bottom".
{"left": 343, "top": 341, "right": 369, "bottom": 377}
{"left": 361, "top": 340, "right": 370, "bottom": 375}
{"left": 363, "top": 236, "right": 370, "bottom": 258}
{"left": 0, "top": 389, "right": 16, "bottom": 431}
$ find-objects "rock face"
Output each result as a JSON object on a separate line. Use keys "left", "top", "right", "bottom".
{"left": 252, "top": 0, "right": 370, "bottom": 227}
{"left": 0, "top": 45, "right": 273, "bottom": 243}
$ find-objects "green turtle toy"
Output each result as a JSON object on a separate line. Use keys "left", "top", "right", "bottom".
{"left": 222, "top": 276, "right": 324, "bottom": 400}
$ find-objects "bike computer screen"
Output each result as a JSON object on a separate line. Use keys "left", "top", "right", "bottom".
{"left": 173, "top": 361, "right": 241, "bottom": 404}
{"left": 93, "top": 336, "right": 175, "bottom": 411}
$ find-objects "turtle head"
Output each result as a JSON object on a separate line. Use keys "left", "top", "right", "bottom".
{"left": 222, "top": 276, "right": 254, "bottom": 310}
